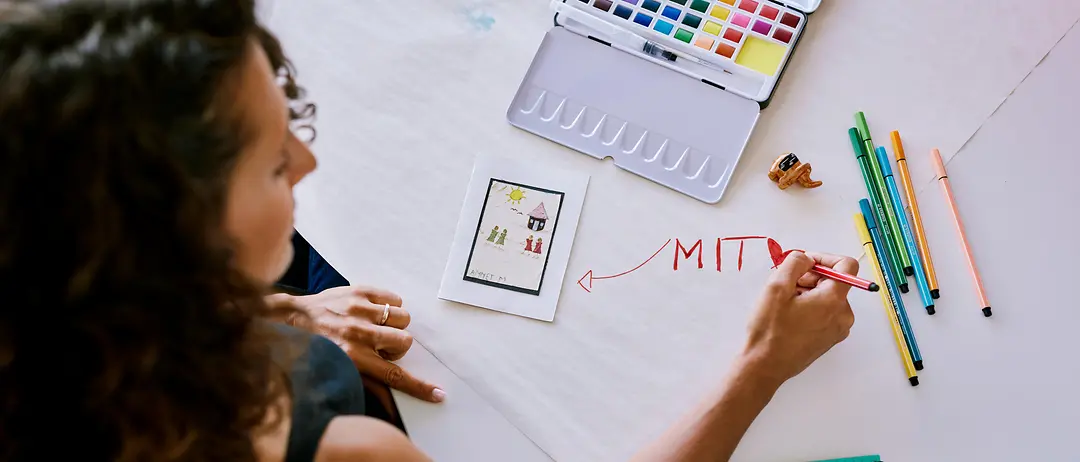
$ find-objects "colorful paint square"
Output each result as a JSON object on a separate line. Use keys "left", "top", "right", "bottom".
{"left": 642, "top": 0, "right": 661, "bottom": 12}
{"left": 731, "top": 12, "right": 751, "bottom": 27}
{"left": 738, "top": 0, "right": 758, "bottom": 13}
{"left": 674, "top": 28, "right": 694, "bottom": 43}
{"left": 633, "top": 12, "right": 653, "bottom": 27}
{"left": 654, "top": 19, "right": 675, "bottom": 34}
{"left": 613, "top": 4, "right": 633, "bottom": 19}
{"left": 621, "top": 0, "right": 640, "bottom": 4}
{"left": 670, "top": 0, "right": 688, "bottom": 4}
{"left": 703, "top": 21, "right": 722, "bottom": 36}
{"left": 662, "top": 5, "right": 681, "bottom": 21}
{"left": 751, "top": 19, "right": 771, "bottom": 35}
{"left": 681, "top": 13, "right": 701, "bottom": 28}
{"left": 694, "top": 36, "right": 715, "bottom": 50}
{"left": 773, "top": 27, "right": 793, "bottom": 43}
{"left": 735, "top": 35, "right": 785, "bottom": 75}
{"left": 715, "top": 42, "right": 736, "bottom": 58}
{"left": 719, "top": 0, "right": 735, "bottom": 5}
{"left": 760, "top": 4, "right": 779, "bottom": 20}
{"left": 593, "top": 0, "right": 613, "bottom": 11}
{"left": 780, "top": 11, "right": 800, "bottom": 28}
{"left": 723, "top": 27, "right": 743, "bottom": 43}
{"left": 689, "top": 0, "right": 710, "bottom": 13}
{"left": 709, "top": 5, "right": 730, "bottom": 21}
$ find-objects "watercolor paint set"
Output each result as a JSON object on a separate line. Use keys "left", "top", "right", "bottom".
{"left": 507, "top": 0, "right": 819, "bottom": 203}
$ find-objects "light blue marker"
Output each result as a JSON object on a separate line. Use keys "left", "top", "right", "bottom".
{"left": 876, "top": 146, "right": 935, "bottom": 315}
{"left": 861, "top": 199, "right": 923, "bottom": 371}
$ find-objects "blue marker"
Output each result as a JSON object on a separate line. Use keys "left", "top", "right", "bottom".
{"left": 876, "top": 146, "right": 935, "bottom": 315}
{"left": 861, "top": 199, "right": 923, "bottom": 370}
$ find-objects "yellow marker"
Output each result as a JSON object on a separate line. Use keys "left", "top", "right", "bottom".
{"left": 855, "top": 214, "right": 918, "bottom": 387}
{"left": 734, "top": 36, "right": 786, "bottom": 76}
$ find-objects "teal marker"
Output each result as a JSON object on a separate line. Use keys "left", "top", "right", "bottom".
{"left": 855, "top": 112, "right": 914, "bottom": 279}
{"left": 809, "top": 456, "right": 882, "bottom": 462}
{"left": 848, "top": 128, "right": 907, "bottom": 293}
{"left": 862, "top": 199, "right": 922, "bottom": 370}
{"left": 876, "top": 146, "right": 935, "bottom": 315}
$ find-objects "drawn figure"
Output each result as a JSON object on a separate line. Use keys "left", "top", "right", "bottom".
{"left": 525, "top": 235, "right": 534, "bottom": 252}
{"left": 527, "top": 202, "right": 548, "bottom": 231}
{"left": 533, "top": 237, "right": 543, "bottom": 254}
{"left": 495, "top": 229, "right": 508, "bottom": 245}
{"left": 485, "top": 226, "right": 500, "bottom": 242}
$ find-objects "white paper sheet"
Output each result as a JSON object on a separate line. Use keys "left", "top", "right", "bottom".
{"left": 438, "top": 155, "right": 589, "bottom": 321}
{"left": 267, "top": 0, "right": 1080, "bottom": 459}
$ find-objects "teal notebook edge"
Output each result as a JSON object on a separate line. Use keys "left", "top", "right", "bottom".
{"left": 809, "top": 456, "right": 881, "bottom": 462}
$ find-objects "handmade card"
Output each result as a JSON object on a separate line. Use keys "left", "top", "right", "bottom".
{"left": 439, "top": 155, "right": 589, "bottom": 322}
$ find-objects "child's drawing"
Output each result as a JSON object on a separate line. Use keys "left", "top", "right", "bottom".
{"left": 464, "top": 179, "right": 565, "bottom": 295}
{"left": 527, "top": 203, "right": 548, "bottom": 231}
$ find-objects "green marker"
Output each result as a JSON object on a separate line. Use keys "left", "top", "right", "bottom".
{"left": 809, "top": 456, "right": 882, "bottom": 462}
{"left": 848, "top": 128, "right": 907, "bottom": 291}
{"left": 855, "top": 112, "right": 913, "bottom": 281}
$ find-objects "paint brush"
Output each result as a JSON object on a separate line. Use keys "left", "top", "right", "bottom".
{"left": 549, "top": 0, "right": 732, "bottom": 75}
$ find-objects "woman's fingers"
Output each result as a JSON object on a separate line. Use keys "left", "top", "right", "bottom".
{"left": 803, "top": 252, "right": 860, "bottom": 297}
{"left": 340, "top": 324, "right": 414, "bottom": 359}
{"left": 382, "top": 305, "right": 410, "bottom": 329}
{"left": 796, "top": 272, "right": 823, "bottom": 289}
{"left": 353, "top": 352, "right": 444, "bottom": 403}
{"left": 341, "top": 300, "right": 411, "bottom": 329}
{"left": 354, "top": 286, "right": 404, "bottom": 308}
{"left": 804, "top": 251, "right": 858, "bottom": 274}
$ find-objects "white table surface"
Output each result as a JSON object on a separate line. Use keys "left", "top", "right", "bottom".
{"left": 267, "top": 1, "right": 1080, "bottom": 460}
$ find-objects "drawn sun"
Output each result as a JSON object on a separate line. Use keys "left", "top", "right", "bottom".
{"left": 506, "top": 186, "right": 526, "bottom": 205}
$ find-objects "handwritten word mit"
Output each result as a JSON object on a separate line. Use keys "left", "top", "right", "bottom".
{"left": 579, "top": 236, "right": 792, "bottom": 293}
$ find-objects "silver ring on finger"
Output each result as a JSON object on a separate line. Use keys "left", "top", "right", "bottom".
{"left": 379, "top": 303, "right": 390, "bottom": 326}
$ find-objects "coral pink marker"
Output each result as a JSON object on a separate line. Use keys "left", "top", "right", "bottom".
{"left": 767, "top": 240, "right": 879, "bottom": 292}
{"left": 931, "top": 149, "right": 992, "bottom": 317}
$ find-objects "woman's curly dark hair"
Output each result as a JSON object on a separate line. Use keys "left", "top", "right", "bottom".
{"left": 0, "top": 0, "right": 314, "bottom": 460}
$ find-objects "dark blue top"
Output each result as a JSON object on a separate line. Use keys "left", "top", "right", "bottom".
{"left": 273, "top": 324, "right": 366, "bottom": 462}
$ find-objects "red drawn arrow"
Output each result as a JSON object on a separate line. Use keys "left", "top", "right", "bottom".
{"left": 578, "top": 239, "right": 672, "bottom": 293}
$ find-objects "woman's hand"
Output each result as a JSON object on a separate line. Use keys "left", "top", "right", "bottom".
{"left": 268, "top": 286, "right": 445, "bottom": 403}
{"left": 742, "top": 251, "right": 858, "bottom": 385}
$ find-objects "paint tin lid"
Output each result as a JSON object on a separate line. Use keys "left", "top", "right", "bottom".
{"left": 776, "top": 0, "right": 820, "bottom": 13}
{"left": 507, "top": 27, "right": 760, "bottom": 203}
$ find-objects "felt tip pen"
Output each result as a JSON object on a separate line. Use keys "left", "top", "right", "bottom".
{"left": 891, "top": 132, "right": 940, "bottom": 299}
{"left": 931, "top": 148, "right": 992, "bottom": 317}
{"left": 861, "top": 200, "right": 923, "bottom": 370}
{"left": 812, "top": 264, "right": 879, "bottom": 292}
{"left": 876, "top": 146, "right": 935, "bottom": 315}
{"left": 848, "top": 128, "right": 908, "bottom": 293}
{"left": 855, "top": 113, "right": 914, "bottom": 277}
{"left": 855, "top": 215, "right": 918, "bottom": 386}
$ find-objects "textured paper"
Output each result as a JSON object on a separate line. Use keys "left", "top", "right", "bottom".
{"left": 439, "top": 155, "right": 588, "bottom": 322}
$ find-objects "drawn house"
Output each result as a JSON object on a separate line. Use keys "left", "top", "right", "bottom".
{"left": 527, "top": 203, "right": 548, "bottom": 231}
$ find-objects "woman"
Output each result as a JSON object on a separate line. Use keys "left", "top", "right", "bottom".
{"left": 0, "top": 0, "right": 431, "bottom": 460}
{"left": 0, "top": 1, "right": 857, "bottom": 461}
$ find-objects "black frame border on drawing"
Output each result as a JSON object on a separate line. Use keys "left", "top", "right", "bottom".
{"left": 462, "top": 178, "right": 566, "bottom": 296}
